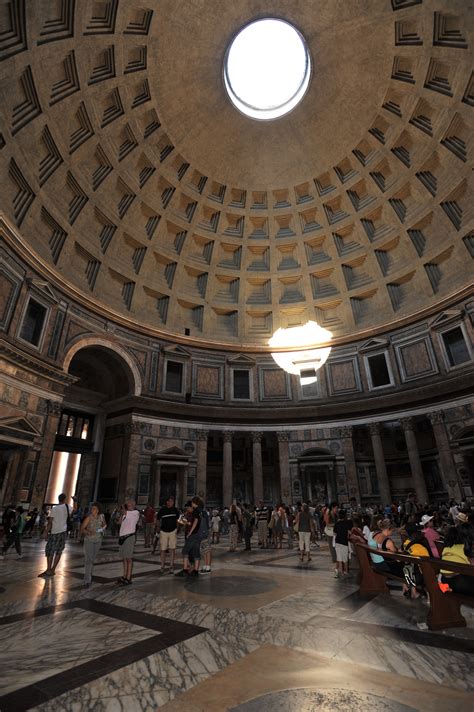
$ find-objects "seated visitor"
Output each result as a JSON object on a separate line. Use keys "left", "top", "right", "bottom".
{"left": 419, "top": 514, "right": 441, "bottom": 557}
{"left": 373, "top": 519, "right": 405, "bottom": 578}
{"left": 440, "top": 525, "right": 474, "bottom": 597}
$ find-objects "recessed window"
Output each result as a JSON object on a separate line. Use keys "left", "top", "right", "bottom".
{"left": 366, "top": 353, "right": 392, "bottom": 389}
{"left": 441, "top": 326, "right": 470, "bottom": 367}
{"left": 19, "top": 298, "right": 48, "bottom": 347}
{"left": 224, "top": 18, "right": 311, "bottom": 120}
{"left": 165, "top": 360, "right": 184, "bottom": 393}
{"left": 233, "top": 369, "right": 250, "bottom": 399}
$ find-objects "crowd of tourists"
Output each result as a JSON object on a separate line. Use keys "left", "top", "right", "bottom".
{"left": 1, "top": 492, "right": 473, "bottom": 596}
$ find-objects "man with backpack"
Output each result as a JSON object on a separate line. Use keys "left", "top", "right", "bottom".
{"left": 175, "top": 495, "right": 206, "bottom": 578}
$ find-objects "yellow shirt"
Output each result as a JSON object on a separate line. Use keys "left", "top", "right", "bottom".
{"left": 441, "top": 544, "right": 471, "bottom": 576}
{"left": 403, "top": 539, "right": 430, "bottom": 558}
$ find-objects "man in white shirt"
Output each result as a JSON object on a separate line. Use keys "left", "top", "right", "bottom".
{"left": 39, "top": 493, "right": 76, "bottom": 578}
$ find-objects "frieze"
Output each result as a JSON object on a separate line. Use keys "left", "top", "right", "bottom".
{"left": 125, "top": 421, "right": 152, "bottom": 435}
{"left": 0, "top": 339, "right": 76, "bottom": 385}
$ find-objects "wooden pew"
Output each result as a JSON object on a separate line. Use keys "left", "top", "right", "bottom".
{"left": 351, "top": 538, "right": 474, "bottom": 631}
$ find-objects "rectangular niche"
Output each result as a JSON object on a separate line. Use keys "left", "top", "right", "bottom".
{"left": 258, "top": 367, "right": 292, "bottom": 401}
{"left": 326, "top": 357, "right": 362, "bottom": 395}
{"left": 192, "top": 362, "right": 223, "bottom": 399}
{"left": 394, "top": 335, "right": 438, "bottom": 381}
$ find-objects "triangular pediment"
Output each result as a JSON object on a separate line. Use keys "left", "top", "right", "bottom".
{"left": 31, "top": 280, "right": 57, "bottom": 303}
{"left": 227, "top": 353, "right": 256, "bottom": 366}
{"left": 0, "top": 416, "right": 41, "bottom": 436}
{"left": 159, "top": 446, "right": 187, "bottom": 456}
{"left": 162, "top": 345, "right": 191, "bottom": 359}
{"left": 359, "top": 337, "right": 389, "bottom": 353}
{"left": 429, "top": 309, "right": 463, "bottom": 329}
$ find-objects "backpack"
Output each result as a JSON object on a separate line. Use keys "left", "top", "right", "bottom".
{"left": 196, "top": 509, "right": 209, "bottom": 540}
{"left": 65, "top": 504, "right": 73, "bottom": 533}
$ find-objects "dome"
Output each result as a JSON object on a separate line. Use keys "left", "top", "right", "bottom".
{"left": 1, "top": 0, "right": 472, "bottom": 352}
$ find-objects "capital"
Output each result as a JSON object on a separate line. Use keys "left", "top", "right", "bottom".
{"left": 400, "top": 417, "right": 414, "bottom": 432}
{"left": 428, "top": 411, "right": 445, "bottom": 425}
{"left": 196, "top": 430, "right": 209, "bottom": 441}
{"left": 252, "top": 432, "right": 263, "bottom": 444}
{"left": 368, "top": 422, "right": 382, "bottom": 437}
{"left": 47, "top": 400, "right": 62, "bottom": 417}
{"left": 339, "top": 426, "right": 353, "bottom": 438}
{"left": 223, "top": 431, "right": 234, "bottom": 443}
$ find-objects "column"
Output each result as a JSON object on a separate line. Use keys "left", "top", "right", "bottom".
{"left": 340, "top": 426, "right": 361, "bottom": 502}
{"left": 277, "top": 432, "right": 290, "bottom": 503}
{"left": 400, "top": 417, "right": 429, "bottom": 505}
{"left": 252, "top": 432, "right": 264, "bottom": 503}
{"left": 176, "top": 466, "right": 187, "bottom": 508}
{"left": 222, "top": 431, "right": 233, "bottom": 506}
{"left": 428, "top": 411, "right": 459, "bottom": 497}
{"left": 152, "top": 461, "right": 161, "bottom": 506}
{"left": 369, "top": 422, "right": 391, "bottom": 506}
{"left": 31, "top": 400, "right": 62, "bottom": 508}
{"left": 196, "top": 430, "right": 209, "bottom": 500}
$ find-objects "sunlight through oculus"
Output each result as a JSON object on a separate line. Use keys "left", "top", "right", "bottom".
{"left": 224, "top": 18, "right": 311, "bottom": 120}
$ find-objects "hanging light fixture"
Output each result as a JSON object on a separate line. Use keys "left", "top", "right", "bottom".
{"left": 269, "top": 321, "right": 333, "bottom": 385}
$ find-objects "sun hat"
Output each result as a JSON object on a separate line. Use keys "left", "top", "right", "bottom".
{"left": 455, "top": 512, "right": 469, "bottom": 524}
{"left": 419, "top": 514, "right": 434, "bottom": 526}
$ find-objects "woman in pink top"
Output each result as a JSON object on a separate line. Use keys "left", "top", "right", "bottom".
{"left": 420, "top": 514, "right": 440, "bottom": 558}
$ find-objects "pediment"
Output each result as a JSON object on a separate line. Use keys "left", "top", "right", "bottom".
{"left": 162, "top": 345, "right": 191, "bottom": 359}
{"left": 30, "top": 280, "right": 57, "bottom": 303}
{"left": 429, "top": 309, "right": 463, "bottom": 329}
{"left": 227, "top": 353, "right": 256, "bottom": 366}
{"left": 0, "top": 416, "right": 41, "bottom": 436}
{"left": 359, "top": 337, "right": 389, "bottom": 353}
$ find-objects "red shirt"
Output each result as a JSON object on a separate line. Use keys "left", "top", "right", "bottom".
{"left": 144, "top": 506, "right": 155, "bottom": 524}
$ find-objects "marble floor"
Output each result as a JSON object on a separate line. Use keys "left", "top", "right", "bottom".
{"left": 0, "top": 534, "right": 473, "bottom": 711}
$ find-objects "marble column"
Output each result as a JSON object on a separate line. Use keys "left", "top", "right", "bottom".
{"left": 277, "top": 432, "right": 290, "bottom": 503}
{"left": 176, "top": 466, "right": 187, "bottom": 508}
{"left": 196, "top": 430, "right": 209, "bottom": 501}
{"left": 369, "top": 422, "right": 391, "bottom": 506}
{"left": 340, "top": 426, "right": 361, "bottom": 502}
{"left": 31, "top": 400, "right": 62, "bottom": 508}
{"left": 400, "top": 417, "right": 429, "bottom": 505}
{"left": 252, "top": 432, "right": 264, "bottom": 503}
{"left": 152, "top": 462, "right": 161, "bottom": 506}
{"left": 222, "top": 431, "right": 234, "bottom": 506}
{"left": 428, "top": 411, "right": 459, "bottom": 497}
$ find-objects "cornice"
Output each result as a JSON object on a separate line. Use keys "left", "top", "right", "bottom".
{"left": 0, "top": 336, "right": 77, "bottom": 387}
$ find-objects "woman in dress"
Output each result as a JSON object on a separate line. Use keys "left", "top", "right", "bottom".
{"left": 80, "top": 502, "right": 106, "bottom": 587}
{"left": 229, "top": 504, "right": 239, "bottom": 552}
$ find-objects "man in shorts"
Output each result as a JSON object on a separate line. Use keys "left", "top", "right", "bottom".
{"left": 155, "top": 496, "right": 179, "bottom": 573}
{"left": 39, "top": 493, "right": 76, "bottom": 577}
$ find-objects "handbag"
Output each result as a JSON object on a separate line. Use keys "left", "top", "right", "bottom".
{"left": 118, "top": 532, "right": 135, "bottom": 546}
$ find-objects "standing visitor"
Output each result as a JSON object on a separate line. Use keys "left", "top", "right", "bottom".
{"left": 333, "top": 509, "right": 353, "bottom": 578}
{"left": 200, "top": 507, "right": 212, "bottom": 574}
{"left": 117, "top": 498, "right": 140, "bottom": 585}
{"left": 143, "top": 501, "right": 156, "bottom": 548}
{"left": 242, "top": 503, "right": 254, "bottom": 551}
{"left": 80, "top": 502, "right": 106, "bottom": 587}
{"left": 39, "top": 494, "right": 76, "bottom": 577}
{"left": 255, "top": 501, "right": 269, "bottom": 548}
{"left": 296, "top": 503, "right": 314, "bottom": 562}
{"left": 323, "top": 501, "right": 338, "bottom": 569}
{"left": 175, "top": 495, "right": 204, "bottom": 577}
{"left": 155, "top": 496, "right": 180, "bottom": 571}
{"left": 229, "top": 504, "right": 239, "bottom": 551}
{"left": 211, "top": 509, "right": 221, "bottom": 543}
{"left": 1, "top": 506, "right": 26, "bottom": 559}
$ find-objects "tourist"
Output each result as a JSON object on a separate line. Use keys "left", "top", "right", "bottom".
{"left": 272, "top": 505, "right": 284, "bottom": 549}
{"left": 323, "top": 501, "right": 338, "bottom": 568}
{"left": 39, "top": 494, "right": 76, "bottom": 577}
{"left": 255, "top": 500, "right": 269, "bottom": 548}
{"left": 242, "top": 503, "right": 253, "bottom": 550}
{"left": 419, "top": 514, "right": 440, "bottom": 557}
{"left": 229, "top": 503, "right": 239, "bottom": 552}
{"left": 200, "top": 507, "right": 212, "bottom": 574}
{"left": 71, "top": 499, "right": 83, "bottom": 539}
{"left": 155, "top": 496, "right": 180, "bottom": 571}
{"left": 333, "top": 509, "right": 353, "bottom": 578}
{"left": 175, "top": 495, "right": 204, "bottom": 577}
{"left": 211, "top": 509, "right": 221, "bottom": 543}
{"left": 222, "top": 506, "right": 230, "bottom": 535}
{"left": 285, "top": 506, "right": 294, "bottom": 549}
{"left": 143, "top": 501, "right": 156, "bottom": 547}
{"left": 1, "top": 506, "right": 26, "bottom": 559}
{"left": 296, "top": 503, "right": 313, "bottom": 562}
{"left": 117, "top": 498, "right": 140, "bottom": 585}
{"left": 440, "top": 525, "right": 474, "bottom": 596}
{"left": 401, "top": 522, "right": 430, "bottom": 598}
{"left": 373, "top": 519, "right": 405, "bottom": 578}
{"left": 23, "top": 507, "right": 38, "bottom": 538}
{"left": 80, "top": 502, "right": 106, "bottom": 587}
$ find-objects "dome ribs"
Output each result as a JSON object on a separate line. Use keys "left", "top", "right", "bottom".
{"left": 38, "top": 0, "right": 75, "bottom": 45}
{"left": 11, "top": 65, "right": 42, "bottom": 135}
{"left": 0, "top": 0, "right": 27, "bottom": 60}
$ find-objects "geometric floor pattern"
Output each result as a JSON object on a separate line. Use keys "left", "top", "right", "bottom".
{"left": 0, "top": 534, "right": 473, "bottom": 711}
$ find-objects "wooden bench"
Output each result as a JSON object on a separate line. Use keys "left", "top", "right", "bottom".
{"left": 351, "top": 537, "right": 474, "bottom": 631}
